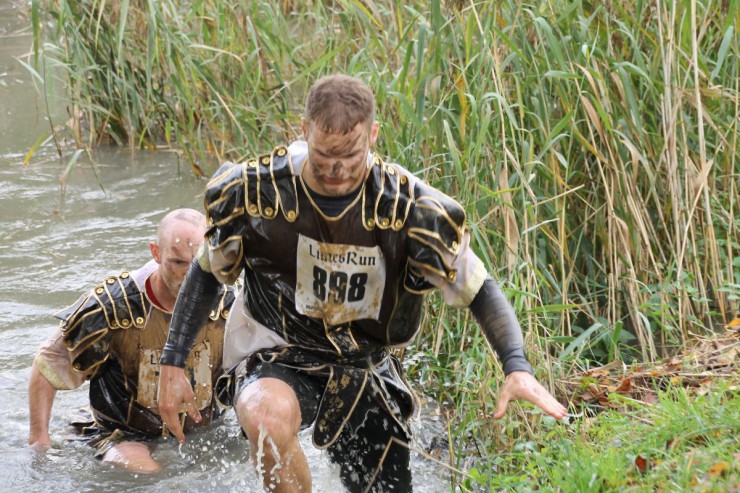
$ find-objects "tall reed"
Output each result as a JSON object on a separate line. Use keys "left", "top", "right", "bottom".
{"left": 27, "top": 0, "right": 739, "bottom": 487}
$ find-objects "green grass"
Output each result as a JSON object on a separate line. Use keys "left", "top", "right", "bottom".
{"left": 469, "top": 383, "right": 740, "bottom": 492}
{"left": 22, "top": 0, "right": 740, "bottom": 490}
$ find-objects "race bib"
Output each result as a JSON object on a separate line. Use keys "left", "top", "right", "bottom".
{"left": 138, "top": 341, "right": 213, "bottom": 411}
{"left": 295, "top": 235, "right": 386, "bottom": 325}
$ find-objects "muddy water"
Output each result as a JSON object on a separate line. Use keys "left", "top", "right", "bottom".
{"left": 0, "top": 2, "right": 451, "bottom": 491}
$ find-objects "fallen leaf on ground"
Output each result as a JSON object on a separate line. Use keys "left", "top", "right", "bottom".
{"left": 707, "top": 461, "right": 731, "bottom": 477}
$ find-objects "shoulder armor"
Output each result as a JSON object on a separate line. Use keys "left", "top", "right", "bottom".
{"left": 54, "top": 271, "right": 149, "bottom": 376}
{"left": 204, "top": 160, "right": 247, "bottom": 231}
{"left": 209, "top": 282, "right": 238, "bottom": 321}
{"left": 361, "top": 158, "right": 414, "bottom": 231}
{"left": 244, "top": 145, "right": 299, "bottom": 222}
{"left": 405, "top": 181, "right": 467, "bottom": 287}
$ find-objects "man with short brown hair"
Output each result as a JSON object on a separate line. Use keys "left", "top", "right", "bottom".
{"left": 158, "top": 74, "right": 566, "bottom": 492}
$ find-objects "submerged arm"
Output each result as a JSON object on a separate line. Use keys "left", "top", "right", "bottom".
{"left": 28, "top": 362, "right": 57, "bottom": 450}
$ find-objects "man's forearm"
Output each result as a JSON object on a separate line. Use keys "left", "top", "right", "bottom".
{"left": 468, "top": 277, "right": 533, "bottom": 375}
{"left": 160, "top": 260, "right": 221, "bottom": 368}
{"left": 28, "top": 363, "right": 57, "bottom": 444}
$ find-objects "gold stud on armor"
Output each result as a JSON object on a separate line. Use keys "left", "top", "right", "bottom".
{"left": 121, "top": 272, "right": 129, "bottom": 279}
{"left": 394, "top": 219, "right": 403, "bottom": 229}
{"left": 276, "top": 147, "right": 287, "bottom": 156}
{"left": 136, "top": 317, "right": 145, "bottom": 325}
{"left": 106, "top": 278, "right": 115, "bottom": 284}
{"left": 366, "top": 219, "right": 375, "bottom": 228}
{"left": 261, "top": 156, "right": 270, "bottom": 165}
{"left": 447, "top": 270, "right": 457, "bottom": 282}
{"left": 380, "top": 218, "right": 390, "bottom": 227}
{"left": 95, "top": 287, "right": 104, "bottom": 294}
{"left": 264, "top": 207, "right": 274, "bottom": 216}
{"left": 248, "top": 160, "right": 258, "bottom": 168}
{"left": 287, "top": 210, "right": 296, "bottom": 221}
{"left": 121, "top": 319, "right": 130, "bottom": 327}
{"left": 248, "top": 205, "right": 258, "bottom": 214}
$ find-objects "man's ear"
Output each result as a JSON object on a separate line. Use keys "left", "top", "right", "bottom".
{"left": 301, "top": 118, "right": 308, "bottom": 139}
{"left": 150, "top": 242, "right": 161, "bottom": 263}
{"left": 369, "top": 121, "right": 379, "bottom": 146}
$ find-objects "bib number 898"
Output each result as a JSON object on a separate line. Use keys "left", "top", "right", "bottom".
{"left": 313, "top": 266, "right": 368, "bottom": 303}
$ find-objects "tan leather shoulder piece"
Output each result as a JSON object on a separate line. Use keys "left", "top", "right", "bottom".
{"left": 55, "top": 271, "right": 149, "bottom": 377}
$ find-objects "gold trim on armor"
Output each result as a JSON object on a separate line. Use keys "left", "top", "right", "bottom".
{"left": 91, "top": 289, "right": 113, "bottom": 330}
{"left": 274, "top": 146, "right": 299, "bottom": 222}
{"left": 263, "top": 149, "right": 278, "bottom": 219}
{"left": 312, "top": 368, "right": 368, "bottom": 450}
{"left": 298, "top": 170, "right": 368, "bottom": 222}
{"left": 207, "top": 235, "right": 245, "bottom": 281}
{"left": 64, "top": 327, "right": 107, "bottom": 352}
{"left": 406, "top": 256, "right": 450, "bottom": 281}
{"left": 278, "top": 292, "right": 289, "bottom": 342}
{"left": 74, "top": 353, "right": 110, "bottom": 377}
{"left": 207, "top": 177, "right": 244, "bottom": 210}
{"left": 346, "top": 324, "right": 360, "bottom": 351}
{"left": 361, "top": 159, "right": 413, "bottom": 232}
{"left": 413, "top": 198, "right": 464, "bottom": 251}
{"left": 209, "top": 162, "right": 243, "bottom": 185}
{"left": 323, "top": 320, "right": 343, "bottom": 356}
{"left": 407, "top": 228, "right": 459, "bottom": 270}
{"left": 60, "top": 304, "right": 103, "bottom": 345}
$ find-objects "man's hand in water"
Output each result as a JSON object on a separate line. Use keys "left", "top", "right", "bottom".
{"left": 157, "top": 365, "right": 201, "bottom": 443}
{"left": 494, "top": 371, "right": 567, "bottom": 419}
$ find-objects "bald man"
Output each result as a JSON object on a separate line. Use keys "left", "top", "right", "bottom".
{"left": 28, "top": 209, "right": 234, "bottom": 473}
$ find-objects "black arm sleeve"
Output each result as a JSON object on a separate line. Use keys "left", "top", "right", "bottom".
{"left": 468, "top": 276, "right": 533, "bottom": 375}
{"left": 159, "top": 260, "right": 221, "bottom": 368}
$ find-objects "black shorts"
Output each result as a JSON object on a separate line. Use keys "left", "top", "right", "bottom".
{"left": 226, "top": 357, "right": 413, "bottom": 493}
{"left": 66, "top": 409, "right": 153, "bottom": 459}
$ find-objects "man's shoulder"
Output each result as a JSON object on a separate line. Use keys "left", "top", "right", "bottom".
{"left": 205, "top": 145, "right": 299, "bottom": 224}
{"left": 55, "top": 265, "right": 151, "bottom": 340}
{"left": 360, "top": 156, "right": 465, "bottom": 234}
{"left": 53, "top": 264, "right": 152, "bottom": 375}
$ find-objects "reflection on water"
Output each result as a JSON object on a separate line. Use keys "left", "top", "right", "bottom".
{"left": 0, "top": 2, "right": 452, "bottom": 491}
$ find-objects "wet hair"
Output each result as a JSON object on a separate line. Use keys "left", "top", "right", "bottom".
{"left": 304, "top": 74, "right": 375, "bottom": 135}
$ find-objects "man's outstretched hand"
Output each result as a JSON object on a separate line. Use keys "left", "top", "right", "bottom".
{"left": 494, "top": 371, "right": 567, "bottom": 419}
{"left": 157, "top": 365, "right": 201, "bottom": 443}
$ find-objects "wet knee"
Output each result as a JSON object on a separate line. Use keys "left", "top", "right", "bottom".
{"left": 236, "top": 383, "right": 301, "bottom": 444}
{"left": 102, "top": 442, "right": 161, "bottom": 474}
